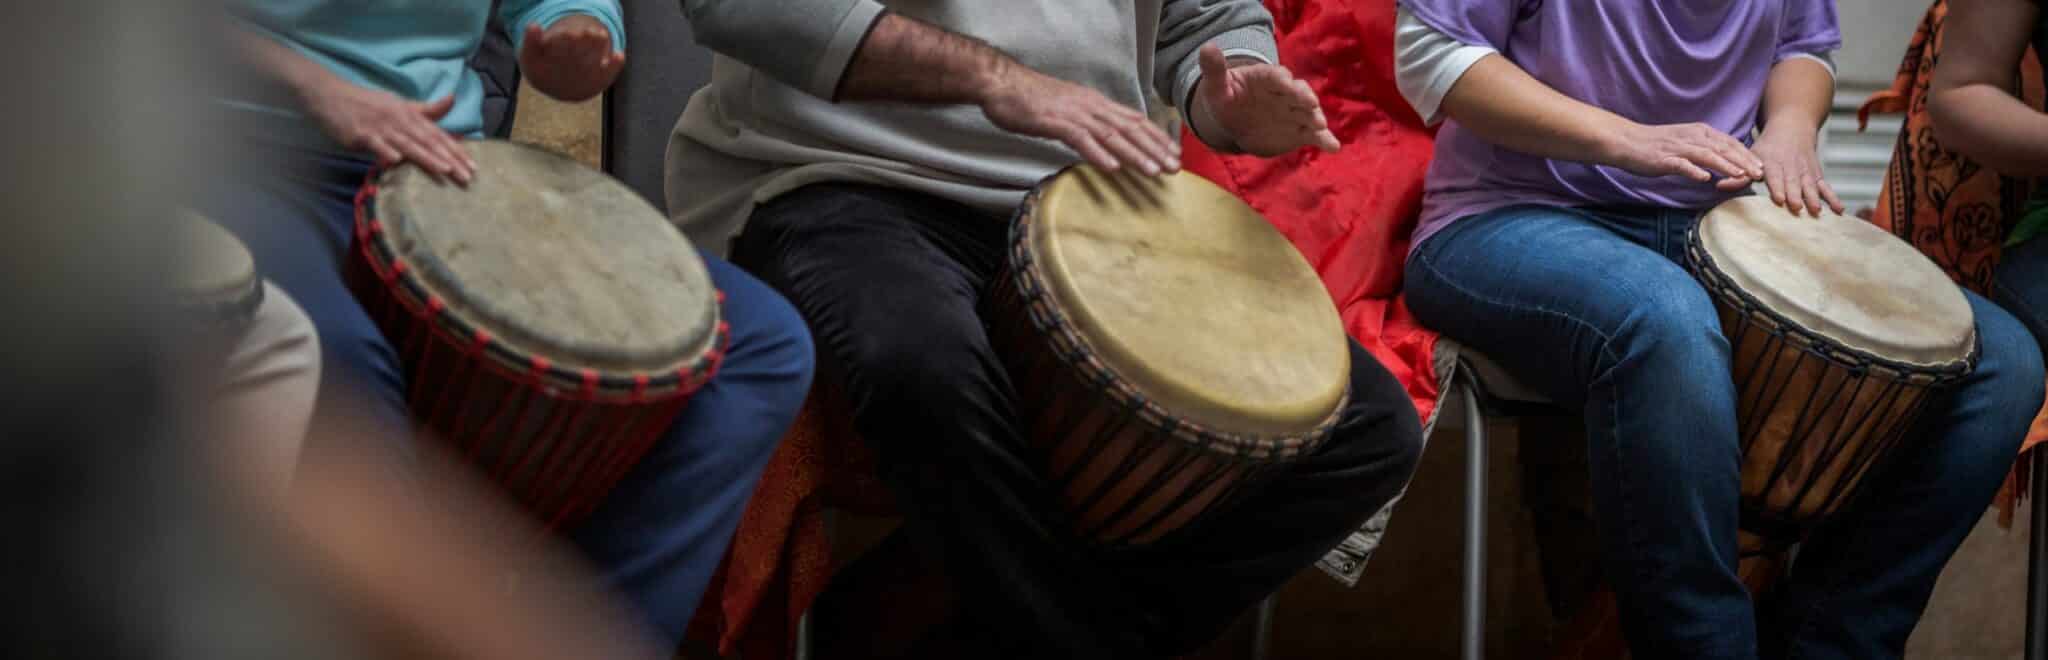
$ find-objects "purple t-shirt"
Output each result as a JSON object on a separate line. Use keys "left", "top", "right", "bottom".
{"left": 1403, "top": 0, "right": 1841, "bottom": 252}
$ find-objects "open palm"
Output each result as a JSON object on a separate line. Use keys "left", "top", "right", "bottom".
{"left": 1196, "top": 44, "right": 1340, "bottom": 156}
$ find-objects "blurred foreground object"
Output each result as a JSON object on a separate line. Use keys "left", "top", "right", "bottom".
{"left": 0, "top": 2, "right": 665, "bottom": 658}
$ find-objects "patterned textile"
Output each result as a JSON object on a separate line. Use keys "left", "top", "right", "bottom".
{"left": 683, "top": 0, "right": 1444, "bottom": 655}
{"left": 1858, "top": 0, "right": 2048, "bottom": 525}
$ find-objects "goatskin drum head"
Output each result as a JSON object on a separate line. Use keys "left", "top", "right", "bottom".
{"left": 372, "top": 140, "right": 717, "bottom": 373}
{"left": 1695, "top": 195, "right": 1975, "bottom": 368}
{"left": 1025, "top": 165, "right": 1349, "bottom": 437}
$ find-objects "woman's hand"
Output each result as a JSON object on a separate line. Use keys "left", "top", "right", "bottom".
{"left": 300, "top": 78, "right": 475, "bottom": 184}
{"left": 1606, "top": 121, "right": 1765, "bottom": 191}
{"left": 1750, "top": 127, "right": 1844, "bottom": 217}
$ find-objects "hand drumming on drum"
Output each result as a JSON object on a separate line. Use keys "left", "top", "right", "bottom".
{"left": 845, "top": 11, "right": 1337, "bottom": 176}
{"left": 1605, "top": 56, "right": 1845, "bottom": 218}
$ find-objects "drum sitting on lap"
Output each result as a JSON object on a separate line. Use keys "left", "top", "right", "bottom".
{"left": 1687, "top": 196, "right": 1978, "bottom": 579}
{"left": 984, "top": 166, "right": 1351, "bottom": 546}
{"left": 349, "top": 140, "right": 727, "bottom": 528}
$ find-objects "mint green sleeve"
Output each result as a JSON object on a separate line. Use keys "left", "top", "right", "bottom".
{"left": 681, "top": 0, "right": 888, "bottom": 100}
{"left": 501, "top": 0, "right": 628, "bottom": 54}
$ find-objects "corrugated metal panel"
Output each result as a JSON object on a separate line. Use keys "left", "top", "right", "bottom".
{"left": 1819, "top": 85, "right": 1902, "bottom": 214}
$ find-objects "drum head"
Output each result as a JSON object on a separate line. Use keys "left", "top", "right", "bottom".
{"left": 1695, "top": 196, "right": 1974, "bottom": 368}
{"left": 173, "top": 209, "right": 258, "bottom": 312}
{"left": 1025, "top": 166, "right": 1349, "bottom": 436}
{"left": 373, "top": 140, "right": 717, "bottom": 373}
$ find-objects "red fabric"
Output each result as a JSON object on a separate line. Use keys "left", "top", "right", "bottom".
{"left": 1182, "top": 0, "right": 1444, "bottom": 423}
{"left": 684, "top": 1, "right": 1442, "bottom": 656}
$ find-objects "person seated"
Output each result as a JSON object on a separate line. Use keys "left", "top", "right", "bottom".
{"left": 201, "top": 0, "right": 815, "bottom": 647}
{"left": 1930, "top": 0, "right": 2048, "bottom": 371}
{"left": 1393, "top": 0, "right": 2046, "bottom": 658}
{"left": 665, "top": 2, "right": 1425, "bottom": 658}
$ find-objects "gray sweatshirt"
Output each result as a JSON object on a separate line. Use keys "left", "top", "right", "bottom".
{"left": 664, "top": 0, "right": 1281, "bottom": 254}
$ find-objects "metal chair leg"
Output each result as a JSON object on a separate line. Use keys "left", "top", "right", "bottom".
{"left": 1251, "top": 595, "right": 1276, "bottom": 660}
{"left": 795, "top": 611, "right": 814, "bottom": 660}
{"left": 1461, "top": 377, "right": 1487, "bottom": 660}
{"left": 2028, "top": 450, "right": 2048, "bottom": 660}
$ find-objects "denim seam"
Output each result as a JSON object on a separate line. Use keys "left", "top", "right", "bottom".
{"left": 1410, "top": 250, "right": 1652, "bottom": 587}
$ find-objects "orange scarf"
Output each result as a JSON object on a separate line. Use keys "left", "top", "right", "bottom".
{"left": 1860, "top": 0, "right": 2048, "bottom": 525}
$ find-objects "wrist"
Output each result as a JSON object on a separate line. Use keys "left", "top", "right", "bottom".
{"left": 1593, "top": 117, "right": 1646, "bottom": 168}
{"left": 970, "top": 57, "right": 1020, "bottom": 106}
{"left": 1187, "top": 92, "right": 1239, "bottom": 152}
{"left": 284, "top": 64, "right": 344, "bottom": 108}
{"left": 1757, "top": 121, "right": 1820, "bottom": 149}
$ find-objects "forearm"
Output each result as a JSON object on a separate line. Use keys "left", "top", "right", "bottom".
{"left": 1931, "top": 87, "right": 2048, "bottom": 175}
{"left": 1931, "top": 0, "right": 2048, "bottom": 175}
{"left": 1437, "top": 54, "right": 1635, "bottom": 166}
{"left": 230, "top": 24, "right": 341, "bottom": 104}
{"left": 1757, "top": 57, "right": 1833, "bottom": 141}
{"left": 835, "top": 12, "right": 1015, "bottom": 105}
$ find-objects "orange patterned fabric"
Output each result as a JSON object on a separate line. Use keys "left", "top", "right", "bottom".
{"left": 1858, "top": 0, "right": 2048, "bottom": 524}
{"left": 685, "top": 390, "right": 891, "bottom": 660}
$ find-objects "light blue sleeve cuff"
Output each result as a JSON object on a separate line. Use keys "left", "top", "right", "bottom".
{"left": 509, "top": 2, "right": 627, "bottom": 55}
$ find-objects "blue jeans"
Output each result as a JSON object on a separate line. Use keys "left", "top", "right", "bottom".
{"left": 1996, "top": 237, "right": 2048, "bottom": 373}
{"left": 200, "top": 143, "right": 815, "bottom": 645}
{"left": 1405, "top": 204, "right": 2045, "bottom": 660}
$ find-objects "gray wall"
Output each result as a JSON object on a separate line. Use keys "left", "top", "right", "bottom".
{"left": 605, "top": 1, "right": 714, "bottom": 213}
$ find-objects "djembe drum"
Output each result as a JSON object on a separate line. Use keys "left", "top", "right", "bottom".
{"left": 1688, "top": 195, "right": 1978, "bottom": 576}
{"left": 170, "top": 210, "right": 266, "bottom": 379}
{"left": 349, "top": 140, "right": 728, "bottom": 528}
{"left": 984, "top": 165, "right": 1352, "bottom": 546}
{"left": 172, "top": 211, "right": 263, "bottom": 340}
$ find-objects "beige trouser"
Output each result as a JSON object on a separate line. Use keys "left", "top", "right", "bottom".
{"left": 209, "top": 281, "right": 320, "bottom": 495}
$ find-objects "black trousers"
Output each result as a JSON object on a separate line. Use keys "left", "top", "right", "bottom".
{"left": 731, "top": 183, "right": 1425, "bottom": 659}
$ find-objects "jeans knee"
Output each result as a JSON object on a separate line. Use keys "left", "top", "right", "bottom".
{"left": 1965, "top": 320, "right": 2044, "bottom": 465}
{"left": 734, "top": 289, "right": 817, "bottom": 410}
{"left": 1609, "top": 284, "right": 1727, "bottom": 368}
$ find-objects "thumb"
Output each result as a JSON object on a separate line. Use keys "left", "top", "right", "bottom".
{"left": 1198, "top": 44, "right": 1231, "bottom": 99}
{"left": 419, "top": 96, "right": 457, "bottom": 120}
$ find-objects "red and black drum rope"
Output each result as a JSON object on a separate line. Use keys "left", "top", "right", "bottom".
{"left": 350, "top": 170, "right": 728, "bottom": 528}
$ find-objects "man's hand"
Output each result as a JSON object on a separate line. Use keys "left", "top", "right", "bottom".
{"left": 519, "top": 15, "right": 625, "bottom": 103}
{"left": 301, "top": 79, "right": 475, "bottom": 184}
{"left": 1750, "top": 127, "right": 1844, "bottom": 217}
{"left": 979, "top": 63, "right": 1182, "bottom": 175}
{"left": 1605, "top": 121, "right": 1765, "bottom": 191}
{"left": 1192, "top": 44, "right": 1339, "bottom": 156}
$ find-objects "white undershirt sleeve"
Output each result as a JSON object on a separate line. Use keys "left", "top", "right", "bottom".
{"left": 1394, "top": 7, "right": 1497, "bottom": 126}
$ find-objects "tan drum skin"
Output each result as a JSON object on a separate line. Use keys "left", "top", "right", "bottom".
{"left": 989, "top": 165, "right": 1350, "bottom": 545}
